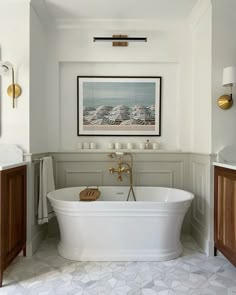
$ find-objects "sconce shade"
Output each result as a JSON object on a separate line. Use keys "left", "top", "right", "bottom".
{"left": 0, "top": 61, "right": 13, "bottom": 75}
{"left": 223, "top": 66, "right": 236, "bottom": 86}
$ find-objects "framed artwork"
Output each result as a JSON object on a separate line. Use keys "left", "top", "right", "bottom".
{"left": 77, "top": 76, "right": 162, "bottom": 136}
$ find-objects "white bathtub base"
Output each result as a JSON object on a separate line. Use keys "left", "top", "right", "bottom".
{"left": 48, "top": 186, "right": 194, "bottom": 262}
{"left": 58, "top": 242, "right": 183, "bottom": 262}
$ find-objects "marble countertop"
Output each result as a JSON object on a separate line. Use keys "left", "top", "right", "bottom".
{"left": 213, "top": 162, "right": 236, "bottom": 171}
{"left": 0, "top": 162, "right": 27, "bottom": 171}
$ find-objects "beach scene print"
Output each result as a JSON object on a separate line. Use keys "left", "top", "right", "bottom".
{"left": 78, "top": 77, "right": 161, "bottom": 135}
{"left": 83, "top": 81, "right": 156, "bottom": 128}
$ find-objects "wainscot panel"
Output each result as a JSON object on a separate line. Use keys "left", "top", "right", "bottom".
{"left": 51, "top": 151, "right": 187, "bottom": 190}
{"left": 189, "top": 153, "right": 215, "bottom": 255}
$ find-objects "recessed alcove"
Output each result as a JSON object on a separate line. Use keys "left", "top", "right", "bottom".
{"left": 0, "top": 0, "right": 236, "bottom": 280}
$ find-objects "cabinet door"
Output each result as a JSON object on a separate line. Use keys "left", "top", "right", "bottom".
{"left": 214, "top": 166, "right": 236, "bottom": 266}
{"left": 0, "top": 166, "right": 26, "bottom": 268}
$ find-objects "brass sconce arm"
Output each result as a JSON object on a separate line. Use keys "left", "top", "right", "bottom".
{"left": 11, "top": 67, "right": 15, "bottom": 108}
{"left": 0, "top": 61, "right": 22, "bottom": 108}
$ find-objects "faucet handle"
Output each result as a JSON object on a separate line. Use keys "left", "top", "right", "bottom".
{"left": 109, "top": 167, "right": 114, "bottom": 174}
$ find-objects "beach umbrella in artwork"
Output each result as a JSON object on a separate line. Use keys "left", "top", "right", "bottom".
{"left": 109, "top": 109, "right": 130, "bottom": 116}
{"left": 83, "top": 107, "right": 96, "bottom": 116}
{"left": 131, "top": 109, "right": 148, "bottom": 119}
{"left": 83, "top": 106, "right": 96, "bottom": 111}
{"left": 120, "top": 119, "right": 145, "bottom": 125}
{"left": 131, "top": 108, "right": 156, "bottom": 123}
{"left": 84, "top": 114, "right": 94, "bottom": 123}
{"left": 138, "top": 113, "right": 152, "bottom": 121}
{"left": 105, "top": 118, "right": 116, "bottom": 125}
{"left": 83, "top": 110, "right": 90, "bottom": 116}
{"left": 84, "top": 113, "right": 97, "bottom": 121}
{"left": 89, "top": 119, "right": 103, "bottom": 125}
{"left": 89, "top": 118, "right": 112, "bottom": 125}
{"left": 112, "top": 105, "right": 129, "bottom": 111}
{"left": 108, "top": 111, "right": 130, "bottom": 122}
{"left": 96, "top": 105, "right": 113, "bottom": 112}
{"left": 147, "top": 105, "right": 155, "bottom": 119}
{"left": 83, "top": 118, "right": 90, "bottom": 125}
{"left": 149, "top": 110, "right": 155, "bottom": 120}
{"left": 135, "top": 119, "right": 146, "bottom": 125}
{"left": 147, "top": 105, "right": 155, "bottom": 111}
{"left": 131, "top": 104, "right": 146, "bottom": 111}
{"left": 90, "top": 110, "right": 110, "bottom": 119}
{"left": 84, "top": 106, "right": 112, "bottom": 121}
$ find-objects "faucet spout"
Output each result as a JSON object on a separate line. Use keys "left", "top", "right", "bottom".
{"left": 117, "top": 174, "right": 122, "bottom": 181}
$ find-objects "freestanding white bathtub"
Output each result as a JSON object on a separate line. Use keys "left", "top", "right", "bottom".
{"left": 47, "top": 186, "right": 194, "bottom": 262}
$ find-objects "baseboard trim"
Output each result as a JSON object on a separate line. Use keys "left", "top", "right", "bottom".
{"left": 26, "top": 225, "right": 48, "bottom": 256}
{"left": 191, "top": 222, "right": 208, "bottom": 254}
{"left": 191, "top": 223, "right": 214, "bottom": 256}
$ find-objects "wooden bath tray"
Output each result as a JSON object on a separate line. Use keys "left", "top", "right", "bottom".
{"left": 79, "top": 187, "right": 101, "bottom": 201}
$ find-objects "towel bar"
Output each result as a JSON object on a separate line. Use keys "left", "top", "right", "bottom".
{"left": 33, "top": 156, "right": 54, "bottom": 162}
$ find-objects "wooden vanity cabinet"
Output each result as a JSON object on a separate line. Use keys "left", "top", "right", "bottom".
{"left": 0, "top": 165, "right": 26, "bottom": 287}
{"left": 214, "top": 166, "right": 236, "bottom": 266}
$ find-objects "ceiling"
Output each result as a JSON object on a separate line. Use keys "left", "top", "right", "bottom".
{"left": 43, "top": 0, "right": 198, "bottom": 21}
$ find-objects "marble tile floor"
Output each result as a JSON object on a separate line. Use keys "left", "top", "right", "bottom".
{"left": 1, "top": 236, "right": 236, "bottom": 295}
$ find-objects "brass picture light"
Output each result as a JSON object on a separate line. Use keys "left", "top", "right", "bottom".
{"left": 218, "top": 66, "right": 236, "bottom": 110}
{"left": 93, "top": 35, "right": 147, "bottom": 47}
{"left": 0, "top": 61, "right": 22, "bottom": 108}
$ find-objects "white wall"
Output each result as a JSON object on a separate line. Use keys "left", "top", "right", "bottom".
{"left": 189, "top": 0, "right": 212, "bottom": 154}
{"left": 59, "top": 62, "right": 179, "bottom": 150}
{"left": 30, "top": 6, "right": 48, "bottom": 153}
{"left": 0, "top": 1, "right": 213, "bottom": 155}
{"left": 45, "top": 21, "right": 193, "bottom": 152}
{"left": 211, "top": 0, "right": 236, "bottom": 153}
{"left": 0, "top": 0, "right": 30, "bottom": 152}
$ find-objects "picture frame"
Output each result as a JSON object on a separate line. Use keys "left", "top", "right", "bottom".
{"left": 77, "top": 76, "right": 162, "bottom": 136}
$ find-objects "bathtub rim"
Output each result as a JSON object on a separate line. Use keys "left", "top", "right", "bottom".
{"left": 47, "top": 186, "right": 194, "bottom": 205}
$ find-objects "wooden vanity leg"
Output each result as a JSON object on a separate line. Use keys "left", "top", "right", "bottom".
{"left": 214, "top": 246, "right": 217, "bottom": 257}
{"left": 23, "top": 246, "right": 26, "bottom": 257}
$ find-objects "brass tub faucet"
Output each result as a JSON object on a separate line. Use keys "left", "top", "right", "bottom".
{"left": 108, "top": 152, "right": 136, "bottom": 201}
{"left": 109, "top": 159, "right": 131, "bottom": 181}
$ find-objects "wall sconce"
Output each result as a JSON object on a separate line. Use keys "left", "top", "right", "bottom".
{"left": 0, "top": 61, "right": 21, "bottom": 108}
{"left": 217, "top": 66, "right": 236, "bottom": 110}
{"left": 93, "top": 35, "right": 147, "bottom": 47}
